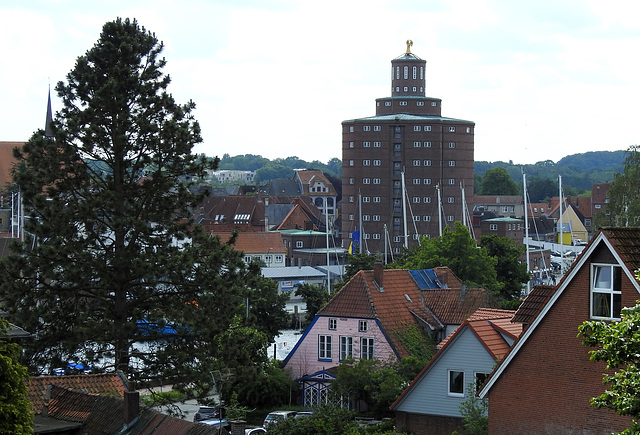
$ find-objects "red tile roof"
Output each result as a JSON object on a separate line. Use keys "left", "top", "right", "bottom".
{"left": 28, "top": 373, "right": 128, "bottom": 414}
{"left": 512, "top": 285, "right": 557, "bottom": 325}
{"left": 438, "top": 308, "right": 520, "bottom": 349}
{"left": 601, "top": 227, "right": 640, "bottom": 273}
{"left": 295, "top": 170, "right": 337, "bottom": 195}
{"left": 317, "top": 267, "right": 494, "bottom": 358}
{"left": 212, "top": 231, "right": 286, "bottom": 254}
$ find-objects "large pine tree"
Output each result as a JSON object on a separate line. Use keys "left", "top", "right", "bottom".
{"left": 0, "top": 18, "right": 287, "bottom": 390}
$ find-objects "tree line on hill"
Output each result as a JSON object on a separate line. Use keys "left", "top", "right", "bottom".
{"left": 210, "top": 150, "right": 625, "bottom": 203}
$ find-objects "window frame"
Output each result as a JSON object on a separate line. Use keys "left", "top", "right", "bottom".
{"left": 590, "top": 264, "right": 622, "bottom": 320}
{"left": 448, "top": 370, "right": 465, "bottom": 397}
{"left": 339, "top": 336, "right": 353, "bottom": 361}
{"left": 361, "top": 337, "right": 375, "bottom": 360}
{"left": 318, "top": 335, "right": 332, "bottom": 361}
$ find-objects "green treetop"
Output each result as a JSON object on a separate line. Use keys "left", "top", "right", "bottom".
{"left": 0, "top": 18, "right": 288, "bottom": 394}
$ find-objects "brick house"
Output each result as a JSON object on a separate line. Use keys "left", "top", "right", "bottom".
{"left": 479, "top": 227, "right": 639, "bottom": 434}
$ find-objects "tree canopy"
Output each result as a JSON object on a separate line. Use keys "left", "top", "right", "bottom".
{"left": 0, "top": 317, "right": 32, "bottom": 435}
{"left": 477, "top": 167, "right": 520, "bottom": 195}
{"left": 397, "top": 222, "right": 501, "bottom": 292}
{"left": 0, "top": 18, "right": 288, "bottom": 394}
{"left": 579, "top": 283, "right": 640, "bottom": 434}
{"left": 601, "top": 145, "right": 640, "bottom": 227}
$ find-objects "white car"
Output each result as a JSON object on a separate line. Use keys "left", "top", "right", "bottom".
{"left": 263, "top": 410, "right": 297, "bottom": 428}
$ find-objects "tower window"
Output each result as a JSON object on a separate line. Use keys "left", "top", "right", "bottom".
{"left": 449, "top": 126, "right": 456, "bottom": 132}
{"left": 425, "top": 126, "right": 431, "bottom": 131}
{"left": 363, "top": 126, "right": 371, "bottom": 131}
{"left": 385, "top": 101, "right": 391, "bottom": 106}
{"left": 374, "top": 141, "right": 381, "bottom": 147}
{"left": 413, "top": 66, "right": 417, "bottom": 79}
{"left": 404, "top": 66, "right": 408, "bottom": 79}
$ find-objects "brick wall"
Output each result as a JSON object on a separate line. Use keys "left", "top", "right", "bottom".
{"left": 395, "top": 410, "right": 463, "bottom": 435}
{"left": 487, "top": 257, "right": 634, "bottom": 434}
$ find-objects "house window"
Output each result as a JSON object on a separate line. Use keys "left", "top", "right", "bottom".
{"left": 340, "top": 336, "right": 353, "bottom": 360}
{"left": 358, "top": 320, "right": 368, "bottom": 332}
{"left": 275, "top": 255, "right": 283, "bottom": 263}
{"left": 448, "top": 370, "right": 464, "bottom": 396}
{"left": 329, "top": 318, "right": 337, "bottom": 330}
{"left": 591, "top": 264, "right": 622, "bottom": 319}
{"left": 296, "top": 241, "right": 303, "bottom": 248}
{"left": 244, "top": 256, "right": 252, "bottom": 263}
{"left": 264, "top": 255, "right": 273, "bottom": 264}
{"left": 489, "top": 224, "right": 498, "bottom": 231}
{"left": 318, "top": 335, "right": 332, "bottom": 360}
{"left": 361, "top": 337, "right": 374, "bottom": 360}
{"left": 475, "top": 373, "right": 489, "bottom": 392}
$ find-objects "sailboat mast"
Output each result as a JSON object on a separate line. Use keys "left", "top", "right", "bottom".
{"left": 523, "top": 172, "right": 531, "bottom": 295}
{"left": 325, "top": 199, "right": 330, "bottom": 293}
{"left": 436, "top": 184, "right": 443, "bottom": 237}
{"left": 558, "top": 175, "right": 563, "bottom": 249}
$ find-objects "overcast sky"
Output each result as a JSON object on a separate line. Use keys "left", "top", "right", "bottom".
{"left": 2, "top": 0, "right": 639, "bottom": 165}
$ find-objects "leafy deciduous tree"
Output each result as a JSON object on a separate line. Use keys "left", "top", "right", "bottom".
{"left": 478, "top": 167, "right": 520, "bottom": 195}
{"left": 479, "top": 235, "right": 528, "bottom": 301}
{"left": 579, "top": 290, "right": 640, "bottom": 435}
{"left": 604, "top": 145, "right": 640, "bottom": 227}
{"left": 295, "top": 283, "right": 330, "bottom": 328}
{"left": 397, "top": 222, "right": 501, "bottom": 292}
{"left": 0, "top": 318, "right": 32, "bottom": 435}
{"left": 0, "top": 18, "right": 287, "bottom": 394}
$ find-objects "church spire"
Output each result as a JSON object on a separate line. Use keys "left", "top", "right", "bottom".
{"left": 45, "top": 85, "right": 54, "bottom": 138}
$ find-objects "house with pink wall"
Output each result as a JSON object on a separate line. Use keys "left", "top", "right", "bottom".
{"left": 282, "top": 263, "right": 495, "bottom": 406}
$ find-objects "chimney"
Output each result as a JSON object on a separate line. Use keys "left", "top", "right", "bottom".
{"left": 124, "top": 391, "right": 140, "bottom": 424}
{"left": 374, "top": 260, "right": 384, "bottom": 290}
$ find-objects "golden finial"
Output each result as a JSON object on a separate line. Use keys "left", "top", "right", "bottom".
{"left": 406, "top": 40, "right": 413, "bottom": 54}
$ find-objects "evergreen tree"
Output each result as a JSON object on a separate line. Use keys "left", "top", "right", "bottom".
{"left": 0, "top": 18, "right": 287, "bottom": 392}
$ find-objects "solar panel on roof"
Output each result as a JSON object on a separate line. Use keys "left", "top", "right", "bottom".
{"left": 410, "top": 269, "right": 443, "bottom": 290}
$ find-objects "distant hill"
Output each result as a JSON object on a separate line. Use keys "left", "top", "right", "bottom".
{"left": 474, "top": 150, "right": 625, "bottom": 191}
{"left": 211, "top": 150, "right": 626, "bottom": 194}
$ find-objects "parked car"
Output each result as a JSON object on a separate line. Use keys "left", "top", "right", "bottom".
{"left": 263, "top": 410, "right": 297, "bottom": 428}
{"left": 294, "top": 409, "right": 316, "bottom": 419}
{"left": 245, "top": 428, "right": 267, "bottom": 435}
{"left": 193, "top": 406, "right": 220, "bottom": 422}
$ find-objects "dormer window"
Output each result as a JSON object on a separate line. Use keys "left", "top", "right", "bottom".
{"left": 591, "top": 264, "right": 622, "bottom": 319}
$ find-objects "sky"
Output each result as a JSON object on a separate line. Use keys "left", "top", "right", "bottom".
{"left": 2, "top": 0, "right": 639, "bottom": 166}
